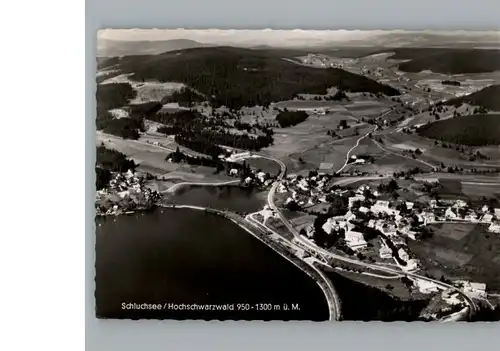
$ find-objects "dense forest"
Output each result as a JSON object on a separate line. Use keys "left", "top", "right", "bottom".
{"left": 417, "top": 114, "right": 500, "bottom": 146}
{"left": 275, "top": 111, "right": 309, "bottom": 128}
{"left": 95, "top": 167, "right": 112, "bottom": 190}
{"left": 112, "top": 47, "right": 399, "bottom": 109}
{"left": 150, "top": 109, "right": 274, "bottom": 154}
{"left": 166, "top": 147, "right": 252, "bottom": 177}
{"left": 393, "top": 49, "right": 500, "bottom": 74}
{"left": 96, "top": 146, "right": 137, "bottom": 172}
{"left": 444, "top": 84, "right": 500, "bottom": 111}
{"left": 161, "top": 87, "right": 206, "bottom": 107}
{"left": 96, "top": 83, "right": 143, "bottom": 139}
{"left": 95, "top": 146, "right": 137, "bottom": 190}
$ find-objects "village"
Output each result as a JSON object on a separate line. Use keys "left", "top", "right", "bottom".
{"left": 269, "top": 170, "right": 499, "bottom": 299}
{"left": 95, "top": 169, "right": 162, "bottom": 216}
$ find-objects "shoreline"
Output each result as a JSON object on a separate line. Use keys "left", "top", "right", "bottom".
{"left": 159, "top": 204, "right": 340, "bottom": 321}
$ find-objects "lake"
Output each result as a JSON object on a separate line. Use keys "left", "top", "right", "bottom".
{"left": 167, "top": 185, "right": 266, "bottom": 213}
{"left": 95, "top": 208, "right": 329, "bottom": 320}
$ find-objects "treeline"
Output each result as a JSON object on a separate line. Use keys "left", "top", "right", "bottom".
{"left": 96, "top": 146, "right": 137, "bottom": 172}
{"left": 101, "top": 118, "right": 143, "bottom": 140}
{"left": 166, "top": 147, "right": 252, "bottom": 177}
{"left": 150, "top": 109, "right": 274, "bottom": 154}
{"left": 95, "top": 146, "right": 137, "bottom": 190}
{"left": 175, "top": 130, "right": 273, "bottom": 156}
{"left": 174, "top": 133, "right": 225, "bottom": 159}
{"left": 418, "top": 114, "right": 500, "bottom": 146}
{"left": 96, "top": 83, "right": 143, "bottom": 139}
{"left": 128, "top": 101, "right": 163, "bottom": 119}
{"left": 444, "top": 84, "right": 500, "bottom": 111}
{"left": 276, "top": 110, "right": 309, "bottom": 128}
{"left": 394, "top": 49, "right": 500, "bottom": 74}
{"left": 115, "top": 47, "right": 399, "bottom": 110}
{"left": 96, "top": 70, "right": 122, "bottom": 84}
{"left": 161, "top": 87, "right": 205, "bottom": 107}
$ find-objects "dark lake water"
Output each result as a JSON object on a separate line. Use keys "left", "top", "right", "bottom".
{"left": 167, "top": 185, "right": 266, "bottom": 213}
{"left": 96, "top": 184, "right": 431, "bottom": 321}
{"left": 95, "top": 208, "right": 329, "bottom": 320}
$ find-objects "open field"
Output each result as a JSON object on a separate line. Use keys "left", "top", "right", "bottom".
{"left": 345, "top": 138, "right": 433, "bottom": 175}
{"left": 97, "top": 132, "right": 216, "bottom": 176}
{"left": 99, "top": 73, "right": 185, "bottom": 104}
{"left": 432, "top": 223, "right": 475, "bottom": 241}
{"left": 408, "top": 223, "right": 500, "bottom": 291}
{"left": 444, "top": 84, "right": 500, "bottom": 111}
{"left": 263, "top": 111, "right": 372, "bottom": 171}
{"left": 380, "top": 130, "right": 500, "bottom": 170}
{"left": 97, "top": 132, "right": 178, "bottom": 174}
{"left": 289, "top": 213, "right": 317, "bottom": 228}
{"left": 461, "top": 182, "right": 500, "bottom": 200}
{"left": 242, "top": 157, "right": 282, "bottom": 177}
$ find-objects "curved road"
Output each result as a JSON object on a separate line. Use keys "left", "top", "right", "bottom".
{"left": 246, "top": 213, "right": 341, "bottom": 321}
{"left": 335, "top": 126, "right": 376, "bottom": 174}
{"left": 261, "top": 150, "right": 478, "bottom": 318}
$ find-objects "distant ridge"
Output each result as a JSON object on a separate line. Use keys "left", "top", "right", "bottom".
{"left": 97, "top": 39, "right": 212, "bottom": 57}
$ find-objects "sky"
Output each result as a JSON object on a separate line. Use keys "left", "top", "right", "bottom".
{"left": 97, "top": 29, "right": 500, "bottom": 47}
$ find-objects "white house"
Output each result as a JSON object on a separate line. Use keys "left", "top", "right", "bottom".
{"left": 306, "top": 225, "right": 315, "bottom": 238}
{"left": 488, "top": 223, "right": 500, "bottom": 233}
{"left": 277, "top": 184, "right": 287, "bottom": 193}
{"left": 348, "top": 195, "right": 365, "bottom": 208}
{"left": 322, "top": 219, "right": 335, "bottom": 235}
{"left": 379, "top": 243, "right": 392, "bottom": 259}
{"left": 413, "top": 278, "right": 440, "bottom": 294}
{"left": 345, "top": 230, "right": 367, "bottom": 250}
{"left": 454, "top": 200, "right": 467, "bottom": 208}
{"left": 359, "top": 206, "right": 370, "bottom": 214}
{"left": 403, "top": 259, "right": 419, "bottom": 272}
{"left": 421, "top": 211, "right": 436, "bottom": 225}
{"left": 256, "top": 171, "right": 267, "bottom": 183}
{"left": 481, "top": 213, "right": 494, "bottom": 223}
{"left": 398, "top": 248, "right": 410, "bottom": 262}
{"left": 457, "top": 281, "right": 487, "bottom": 299}
{"left": 445, "top": 207, "right": 458, "bottom": 220}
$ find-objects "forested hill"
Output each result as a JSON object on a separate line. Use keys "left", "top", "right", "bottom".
{"left": 417, "top": 114, "right": 500, "bottom": 146}
{"left": 108, "top": 46, "right": 400, "bottom": 109}
{"left": 443, "top": 84, "right": 500, "bottom": 111}
{"left": 394, "top": 49, "right": 500, "bottom": 74}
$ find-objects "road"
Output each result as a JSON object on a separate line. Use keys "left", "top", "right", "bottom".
{"left": 334, "top": 108, "right": 393, "bottom": 174}
{"left": 246, "top": 213, "right": 341, "bottom": 321}
{"left": 261, "top": 150, "right": 478, "bottom": 318}
{"left": 335, "top": 126, "right": 376, "bottom": 174}
{"left": 371, "top": 137, "right": 437, "bottom": 170}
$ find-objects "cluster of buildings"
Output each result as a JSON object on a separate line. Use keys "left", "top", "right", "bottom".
{"left": 427, "top": 200, "right": 500, "bottom": 233}
{"left": 281, "top": 173, "right": 500, "bottom": 275}
{"left": 95, "top": 170, "right": 162, "bottom": 216}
